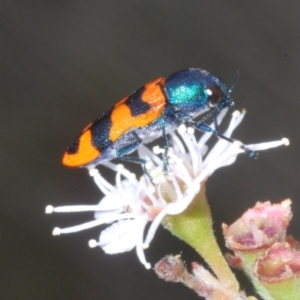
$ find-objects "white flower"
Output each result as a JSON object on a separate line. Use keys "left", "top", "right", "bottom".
{"left": 46, "top": 109, "right": 289, "bottom": 269}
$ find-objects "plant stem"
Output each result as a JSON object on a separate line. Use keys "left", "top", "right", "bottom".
{"left": 163, "top": 186, "right": 239, "bottom": 291}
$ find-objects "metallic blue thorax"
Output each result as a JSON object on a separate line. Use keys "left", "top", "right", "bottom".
{"left": 164, "top": 68, "right": 231, "bottom": 115}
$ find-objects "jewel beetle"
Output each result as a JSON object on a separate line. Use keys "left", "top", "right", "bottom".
{"left": 62, "top": 68, "right": 256, "bottom": 176}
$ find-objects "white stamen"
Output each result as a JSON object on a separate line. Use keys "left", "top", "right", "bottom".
{"left": 129, "top": 173, "right": 136, "bottom": 180}
{"left": 117, "top": 164, "right": 124, "bottom": 170}
{"left": 52, "top": 227, "right": 61, "bottom": 236}
{"left": 233, "top": 140, "right": 243, "bottom": 148}
{"left": 248, "top": 139, "right": 289, "bottom": 151}
{"left": 89, "top": 239, "right": 98, "bottom": 248}
{"left": 198, "top": 108, "right": 228, "bottom": 148}
{"left": 144, "top": 206, "right": 170, "bottom": 246}
{"left": 187, "top": 127, "right": 195, "bottom": 135}
{"left": 50, "top": 205, "right": 111, "bottom": 213}
{"left": 249, "top": 219, "right": 265, "bottom": 244}
{"left": 139, "top": 144, "right": 162, "bottom": 166}
{"left": 179, "top": 132, "right": 199, "bottom": 175}
{"left": 135, "top": 217, "right": 150, "bottom": 268}
{"left": 171, "top": 176, "right": 183, "bottom": 199}
{"left": 157, "top": 184, "right": 168, "bottom": 205}
{"left": 54, "top": 213, "right": 137, "bottom": 234}
{"left": 232, "top": 110, "right": 241, "bottom": 118}
{"left": 147, "top": 185, "right": 155, "bottom": 194}
{"left": 91, "top": 170, "right": 116, "bottom": 196}
{"left": 145, "top": 161, "right": 154, "bottom": 170}
{"left": 89, "top": 168, "right": 99, "bottom": 177}
{"left": 282, "top": 138, "right": 290, "bottom": 146}
{"left": 45, "top": 205, "right": 53, "bottom": 214}
{"left": 170, "top": 132, "right": 186, "bottom": 154}
{"left": 47, "top": 108, "right": 287, "bottom": 268}
{"left": 102, "top": 161, "right": 118, "bottom": 172}
{"left": 153, "top": 145, "right": 161, "bottom": 154}
{"left": 177, "top": 124, "right": 187, "bottom": 134}
{"left": 162, "top": 181, "right": 177, "bottom": 201}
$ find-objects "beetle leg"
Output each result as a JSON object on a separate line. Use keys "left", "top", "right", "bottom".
{"left": 187, "top": 120, "right": 257, "bottom": 158}
{"left": 116, "top": 140, "right": 154, "bottom": 182}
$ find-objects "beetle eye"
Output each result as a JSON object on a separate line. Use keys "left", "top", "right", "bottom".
{"left": 206, "top": 84, "right": 223, "bottom": 107}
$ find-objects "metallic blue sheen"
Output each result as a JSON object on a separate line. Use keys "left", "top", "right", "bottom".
{"left": 66, "top": 67, "right": 238, "bottom": 171}
{"left": 164, "top": 68, "right": 231, "bottom": 114}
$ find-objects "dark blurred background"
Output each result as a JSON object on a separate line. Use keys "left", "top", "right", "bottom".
{"left": 1, "top": 1, "right": 299, "bottom": 299}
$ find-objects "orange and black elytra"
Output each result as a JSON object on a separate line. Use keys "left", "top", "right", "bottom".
{"left": 62, "top": 68, "right": 256, "bottom": 177}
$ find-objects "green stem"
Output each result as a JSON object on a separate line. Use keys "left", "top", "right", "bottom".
{"left": 163, "top": 186, "right": 239, "bottom": 292}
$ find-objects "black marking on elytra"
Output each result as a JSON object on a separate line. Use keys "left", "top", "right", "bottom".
{"left": 158, "top": 81, "right": 169, "bottom": 103}
{"left": 125, "top": 87, "right": 151, "bottom": 117}
{"left": 66, "top": 138, "right": 80, "bottom": 154}
{"left": 89, "top": 109, "right": 113, "bottom": 152}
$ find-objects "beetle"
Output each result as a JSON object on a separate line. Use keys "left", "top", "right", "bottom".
{"left": 62, "top": 68, "right": 256, "bottom": 177}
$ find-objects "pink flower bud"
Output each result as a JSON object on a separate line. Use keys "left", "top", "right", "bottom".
{"left": 223, "top": 199, "right": 292, "bottom": 252}
{"left": 254, "top": 242, "right": 300, "bottom": 283}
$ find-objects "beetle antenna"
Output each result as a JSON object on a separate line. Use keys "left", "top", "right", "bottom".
{"left": 228, "top": 71, "right": 239, "bottom": 94}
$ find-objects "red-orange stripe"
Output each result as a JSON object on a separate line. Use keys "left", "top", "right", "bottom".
{"left": 62, "top": 129, "right": 101, "bottom": 167}
{"left": 109, "top": 77, "right": 166, "bottom": 142}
